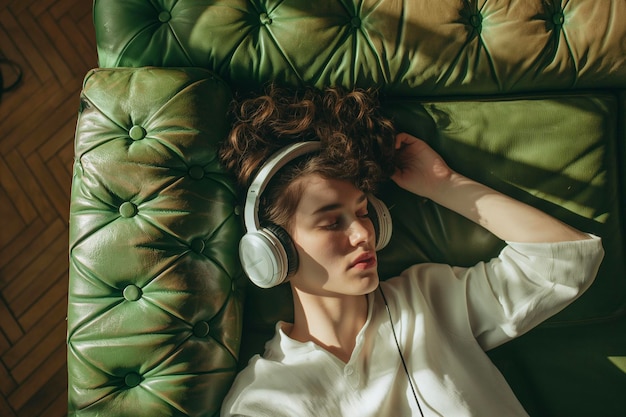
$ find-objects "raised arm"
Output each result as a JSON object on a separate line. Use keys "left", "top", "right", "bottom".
{"left": 391, "top": 133, "right": 589, "bottom": 243}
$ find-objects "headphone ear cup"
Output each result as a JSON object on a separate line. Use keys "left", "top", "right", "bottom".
{"left": 238, "top": 224, "right": 298, "bottom": 288}
{"left": 368, "top": 194, "right": 392, "bottom": 251}
{"left": 265, "top": 224, "right": 299, "bottom": 277}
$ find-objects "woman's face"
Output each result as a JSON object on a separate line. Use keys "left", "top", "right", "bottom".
{"left": 288, "top": 174, "right": 379, "bottom": 297}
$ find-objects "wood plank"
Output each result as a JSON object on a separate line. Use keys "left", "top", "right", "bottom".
{"left": 46, "top": 388, "right": 69, "bottom": 417}
{"left": 2, "top": 223, "right": 65, "bottom": 304}
{"left": 69, "top": 0, "right": 94, "bottom": 22}
{"left": 57, "top": 139, "right": 76, "bottom": 176}
{"left": 18, "top": 278, "right": 67, "bottom": 335}
{"left": 8, "top": 341, "right": 65, "bottom": 410}
{"left": 16, "top": 8, "right": 73, "bottom": 85}
{"left": 0, "top": 218, "right": 46, "bottom": 288}
{"left": 26, "top": 151, "right": 69, "bottom": 220}
{"left": 9, "top": 0, "right": 40, "bottom": 15}
{"left": 9, "top": 249, "right": 68, "bottom": 316}
{"left": 0, "top": 156, "right": 38, "bottom": 226}
{"left": 0, "top": 355, "right": 17, "bottom": 396}
{"left": 11, "top": 319, "right": 65, "bottom": 384}
{"left": 0, "top": 298, "right": 22, "bottom": 344}
{"left": 47, "top": 154, "right": 73, "bottom": 204}
{"left": 0, "top": 75, "right": 40, "bottom": 133}
{"left": 39, "top": 112, "right": 77, "bottom": 162}
{"left": 0, "top": 82, "right": 61, "bottom": 154}
{"left": 0, "top": 25, "right": 33, "bottom": 126}
{"left": 0, "top": 186, "right": 25, "bottom": 252}
{"left": 59, "top": 14, "right": 96, "bottom": 70}
{"left": 0, "top": 8, "right": 52, "bottom": 84}
{"left": 28, "top": 0, "right": 56, "bottom": 17}
{"left": 78, "top": 13, "right": 98, "bottom": 64}
{"left": 0, "top": 327, "right": 10, "bottom": 355}
{"left": 3, "top": 149, "right": 56, "bottom": 225}
{"left": 0, "top": 394, "right": 17, "bottom": 417}
{"left": 17, "top": 367, "right": 67, "bottom": 417}
{"left": 51, "top": 0, "right": 82, "bottom": 20}
{"left": 39, "top": 11, "right": 85, "bottom": 78}
{"left": 17, "top": 85, "right": 80, "bottom": 158}
{"left": 51, "top": 150, "right": 74, "bottom": 199}
{"left": 2, "top": 296, "right": 66, "bottom": 369}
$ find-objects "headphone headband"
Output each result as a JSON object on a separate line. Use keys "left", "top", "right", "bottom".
{"left": 243, "top": 141, "right": 321, "bottom": 232}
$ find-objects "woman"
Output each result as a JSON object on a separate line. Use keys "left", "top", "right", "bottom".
{"left": 219, "top": 85, "right": 604, "bottom": 416}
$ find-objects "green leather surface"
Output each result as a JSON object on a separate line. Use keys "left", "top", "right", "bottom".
{"left": 94, "top": 0, "right": 626, "bottom": 94}
{"left": 68, "top": 67, "right": 243, "bottom": 416}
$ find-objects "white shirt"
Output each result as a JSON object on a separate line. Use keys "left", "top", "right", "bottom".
{"left": 221, "top": 236, "right": 604, "bottom": 417}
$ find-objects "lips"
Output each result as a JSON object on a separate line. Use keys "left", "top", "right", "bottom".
{"left": 350, "top": 252, "right": 377, "bottom": 270}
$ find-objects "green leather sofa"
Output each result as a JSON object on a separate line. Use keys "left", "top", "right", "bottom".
{"left": 68, "top": 1, "right": 626, "bottom": 416}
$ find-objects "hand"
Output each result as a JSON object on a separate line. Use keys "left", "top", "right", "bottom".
{"left": 391, "top": 133, "right": 454, "bottom": 199}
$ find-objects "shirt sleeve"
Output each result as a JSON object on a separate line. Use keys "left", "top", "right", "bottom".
{"left": 461, "top": 234, "right": 604, "bottom": 350}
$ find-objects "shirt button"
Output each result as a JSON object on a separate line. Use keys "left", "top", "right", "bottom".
{"left": 344, "top": 366, "right": 354, "bottom": 376}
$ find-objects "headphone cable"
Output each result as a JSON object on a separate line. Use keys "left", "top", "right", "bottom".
{"left": 378, "top": 285, "right": 425, "bottom": 417}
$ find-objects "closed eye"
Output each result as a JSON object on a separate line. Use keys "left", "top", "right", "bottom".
{"left": 321, "top": 223, "right": 339, "bottom": 230}
{"left": 317, "top": 215, "right": 340, "bottom": 230}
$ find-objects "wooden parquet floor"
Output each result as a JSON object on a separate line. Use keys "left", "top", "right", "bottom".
{"left": 0, "top": 0, "right": 97, "bottom": 415}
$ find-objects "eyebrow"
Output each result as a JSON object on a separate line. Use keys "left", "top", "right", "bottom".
{"left": 312, "top": 193, "right": 367, "bottom": 215}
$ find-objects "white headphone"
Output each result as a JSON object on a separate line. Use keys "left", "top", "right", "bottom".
{"left": 239, "top": 141, "right": 392, "bottom": 288}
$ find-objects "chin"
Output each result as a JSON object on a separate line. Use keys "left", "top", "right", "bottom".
{"left": 356, "top": 273, "right": 380, "bottom": 295}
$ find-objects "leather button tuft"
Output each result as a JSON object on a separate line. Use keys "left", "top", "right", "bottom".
{"left": 233, "top": 205, "right": 241, "bottom": 216}
{"left": 129, "top": 125, "right": 146, "bottom": 140}
{"left": 124, "top": 372, "right": 142, "bottom": 388}
{"left": 193, "top": 321, "right": 210, "bottom": 338}
{"left": 188, "top": 165, "right": 205, "bottom": 180}
{"left": 119, "top": 202, "right": 137, "bottom": 218}
{"left": 123, "top": 285, "right": 142, "bottom": 301}
{"left": 469, "top": 13, "right": 482, "bottom": 29}
{"left": 158, "top": 11, "right": 171, "bottom": 23}
{"left": 259, "top": 12, "right": 272, "bottom": 25}
{"left": 350, "top": 16, "right": 361, "bottom": 28}
{"left": 190, "top": 238, "right": 205, "bottom": 254}
{"left": 552, "top": 12, "right": 565, "bottom": 26}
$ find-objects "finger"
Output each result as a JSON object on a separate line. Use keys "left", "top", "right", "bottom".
{"left": 395, "top": 132, "right": 414, "bottom": 149}
{"left": 395, "top": 132, "right": 420, "bottom": 149}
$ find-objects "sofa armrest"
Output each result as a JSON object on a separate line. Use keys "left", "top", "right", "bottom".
{"left": 68, "top": 67, "right": 243, "bottom": 417}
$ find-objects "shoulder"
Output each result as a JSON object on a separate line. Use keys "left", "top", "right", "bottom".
{"left": 221, "top": 322, "right": 332, "bottom": 416}
{"left": 220, "top": 355, "right": 290, "bottom": 416}
{"left": 221, "top": 350, "right": 337, "bottom": 417}
{"left": 381, "top": 261, "right": 463, "bottom": 301}
{"left": 378, "top": 262, "right": 462, "bottom": 319}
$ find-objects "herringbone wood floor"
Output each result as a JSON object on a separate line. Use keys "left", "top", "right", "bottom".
{"left": 0, "top": 0, "right": 97, "bottom": 415}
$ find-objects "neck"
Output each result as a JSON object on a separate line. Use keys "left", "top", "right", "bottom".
{"left": 288, "top": 288, "right": 369, "bottom": 363}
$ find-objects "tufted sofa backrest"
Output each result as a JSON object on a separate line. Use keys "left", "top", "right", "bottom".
{"left": 94, "top": 0, "right": 626, "bottom": 95}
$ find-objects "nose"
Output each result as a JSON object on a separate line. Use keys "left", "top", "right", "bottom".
{"left": 348, "top": 218, "right": 373, "bottom": 247}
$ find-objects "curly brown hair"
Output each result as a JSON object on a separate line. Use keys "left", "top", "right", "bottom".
{"left": 219, "top": 84, "right": 397, "bottom": 230}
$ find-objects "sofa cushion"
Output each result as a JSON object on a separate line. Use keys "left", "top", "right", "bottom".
{"left": 67, "top": 67, "right": 242, "bottom": 416}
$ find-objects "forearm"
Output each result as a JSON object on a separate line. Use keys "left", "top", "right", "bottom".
{"left": 427, "top": 172, "right": 589, "bottom": 243}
